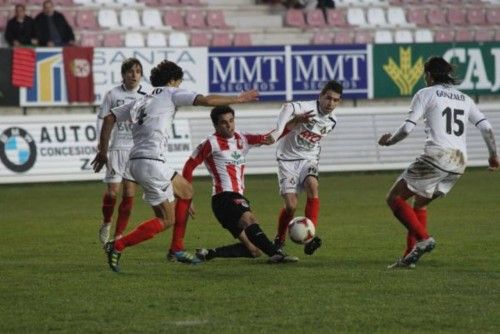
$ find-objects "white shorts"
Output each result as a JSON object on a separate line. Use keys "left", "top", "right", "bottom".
{"left": 277, "top": 159, "right": 319, "bottom": 194}
{"left": 400, "top": 157, "right": 462, "bottom": 199}
{"left": 103, "top": 150, "right": 132, "bottom": 183}
{"left": 127, "top": 159, "right": 176, "bottom": 206}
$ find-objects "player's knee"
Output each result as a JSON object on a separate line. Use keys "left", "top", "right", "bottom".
{"left": 177, "top": 182, "right": 194, "bottom": 200}
{"left": 105, "top": 190, "right": 118, "bottom": 199}
{"left": 284, "top": 206, "right": 296, "bottom": 216}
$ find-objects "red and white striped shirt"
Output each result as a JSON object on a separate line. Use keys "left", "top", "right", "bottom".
{"left": 182, "top": 131, "right": 265, "bottom": 195}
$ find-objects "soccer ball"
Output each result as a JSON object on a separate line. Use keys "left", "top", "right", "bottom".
{"left": 288, "top": 216, "right": 315, "bottom": 244}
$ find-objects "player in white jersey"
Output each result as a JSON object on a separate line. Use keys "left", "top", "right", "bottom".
{"left": 378, "top": 56, "right": 499, "bottom": 268}
{"left": 271, "top": 80, "right": 343, "bottom": 256}
{"left": 96, "top": 58, "right": 147, "bottom": 246}
{"left": 173, "top": 106, "right": 298, "bottom": 263}
{"left": 91, "top": 60, "right": 259, "bottom": 272}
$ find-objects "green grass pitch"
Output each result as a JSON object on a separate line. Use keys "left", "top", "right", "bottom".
{"left": 0, "top": 169, "right": 499, "bottom": 333}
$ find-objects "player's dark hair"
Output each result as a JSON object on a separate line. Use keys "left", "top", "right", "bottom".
{"left": 150, "top": 60, "right": 184, "bottom": 87}
{"left": 15, "top": 4, "right": 25, "bottom": 11}
{"left": 121, "top": 58, "right": 143, "bottom": 77}
{"left": 424, "top": 56, "right": 460, "bottom": 85}
{"left": 321, "top": 80, "right": 343, "bottom": 96}
{"left": 210, "top": 106, "right": 234, "bottom": 126}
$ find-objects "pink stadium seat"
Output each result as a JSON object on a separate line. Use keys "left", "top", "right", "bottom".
{"left": 311, "top": 32, "right": 333, "bottom": 45}
{"left": 76, "top": 10, "right": 98, "bottom": 30}
{"left": 326, "top": 9, "right": 347, "bottom": 27}
{"left": 467, "top": 8, "right": 486, "bottom": 25}
{"left": 486, "top": 7, "right": 500, "bottom": 25}
{"left": 11, "top": 0, "right": 26, "bottom": 4}
{"left": 54, "top": 0, "right": 74, "bottom": 5}
{"left": 163, "top": 10, "right": 185, "bottom": 29}
{"left": 407, "top": 8, "right": 428, "bottom": 26}
{"left": 354, "top": 31, "right": 373, "bottom": 44}
{"left": 181, "top": 0, "right": 201, "bottom": 5}
{"left": 434, "top": 29, "right": 454, "bottom": 42}
{"left": 454, "top": 29, "right": 474, "bottom": 42}
{"left": 474, "top": 30, "right": 494, "bottom": 42}
{"left": 206, "top": 10, "right": 229, "bottom": 29}
{"left": 80, "top": 32, "right": 101, "bottom": 47}
{"left": 285, "top": 9, "right": 306, "bottom": 28}
{"left": 0, "top": 11, "right": 8, "bottom": 30}
{"left": 62, "top": 10, "right": 76, "bottom": 28}
{"left": 141, "top": 0, "right": 160, "bottom": 6}
{"left": 333, "top": 31, "right": 353, "bottom": 45}
{"left": 427, "top": 7, "right": 447, "bottom": 26}
{"left": 158, "top": 0, "right": 180, "bottom": 5}
{"left": 185, "top": 9, "right": 206, "bottom": 29}
{"left": 233, "top": 32, "right": 252, "bottom": 46}
{"left": 103, "top": 33, "right": 124, "bottom": 47}
{"left": 447, "top": 8, "right": 466, "bottom": 26}
{"left": 190, "top": 32, "right": 211, "bottom": 46}
{"left": 211, "top": 32, "right": 232, "bottom": 47}
{"left": 306, "top": 9, "right": 327, "bottom": 28}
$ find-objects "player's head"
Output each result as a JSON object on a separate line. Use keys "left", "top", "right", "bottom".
{"left": 211, "top": 106, "right": 235, "bottom": 138}
{"left": 318, "top": 80, "right": 343, "bottom": 114}
{"left": 150, "top": 60, "right": 184, "bottom": 87}
{"left": 424, "top": 56, "right": 459, "bottom": 86}
{"left": 121, "top": 58, "right": 143, "bottom": 90}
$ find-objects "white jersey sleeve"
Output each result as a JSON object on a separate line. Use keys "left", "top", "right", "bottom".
{"left": 171, "top": 88, "right": 198, "bottom": 107}
{"left": 111, "top": 100, "right": 134, "bottom": 123}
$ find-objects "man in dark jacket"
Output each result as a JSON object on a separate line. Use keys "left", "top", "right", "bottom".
{"left": 4, "top": 4, "right": 37, "bottom": 47}
{"left": 34, "top": 0, "right": 75, "bottom": 47}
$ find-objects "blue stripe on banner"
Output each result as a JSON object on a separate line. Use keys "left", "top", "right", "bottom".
{"left": 54, "top": 67, "right": 61, "bottom": 101}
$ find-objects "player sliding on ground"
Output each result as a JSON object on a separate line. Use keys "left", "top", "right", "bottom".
{"left": 378, "top": 56, "right": 499, "bottom": 269}
{"left": 91, "top": 60, "right": 259, "bottom": 272}
{"left": 174, "top": 106, "right": 299, "bottom": 263}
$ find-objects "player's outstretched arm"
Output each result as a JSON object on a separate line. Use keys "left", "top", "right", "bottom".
{"left": 91, "top": 114, "right": 116, "bottom": 173}
{"left": 194, "top": 89, "right": 259, "bottom": 107}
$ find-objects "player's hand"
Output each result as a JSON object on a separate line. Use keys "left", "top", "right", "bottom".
{"left": 488, "top": 156, "right": 499, "bottom": 171}
{"left": 91, "top": 151, "right": 108, "bottom": 173}
{"left": 378, "top": 133, "right": 392, "bottom": 146}
{"left": 261, "top": 133, "right": 275, "bottom": 145}
{"left": 294, "top": 110, "right": 314, "bottom": 124}
{"left": 236, "top": 89, "right": 259, "bottom": 103}
{"left": 188, "top": 202, "right": 196, "bottom": 219}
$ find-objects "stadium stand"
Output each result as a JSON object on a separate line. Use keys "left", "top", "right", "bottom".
{"left": 1, "top": 0, "right": 500, "bottom": 46}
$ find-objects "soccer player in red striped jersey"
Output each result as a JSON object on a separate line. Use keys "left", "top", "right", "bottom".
{"left": 173, "top": 106, "right": 299, "bottom": 263}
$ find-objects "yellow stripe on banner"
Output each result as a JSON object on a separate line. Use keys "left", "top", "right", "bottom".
{"left": 39, "top": 55, "right": 60, "bottom": 102}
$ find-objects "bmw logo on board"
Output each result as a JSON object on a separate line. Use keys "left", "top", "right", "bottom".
{"left": 0, "top": 127, "right": 37, "bottom": 173}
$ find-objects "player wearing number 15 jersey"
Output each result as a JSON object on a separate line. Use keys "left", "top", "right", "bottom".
{"left": 378, "top": 56, "right": 499, "bottom": 269}
{"left": 91, "top": 60, "right": 259, "bottom": 272}
{"left": 271, "top": 80, "right": 343, "bottom": 256}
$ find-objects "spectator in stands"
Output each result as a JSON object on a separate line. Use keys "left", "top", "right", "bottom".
{"left": 4, "top": 4, "right": 37, "bottom": 47}
{"left": 34, "top": 0, "right": 75, "bottom": 47}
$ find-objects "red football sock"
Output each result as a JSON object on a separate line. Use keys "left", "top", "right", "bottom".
{"left": 305, "top": 197, "right": 320, "bottom": 226}
{"left": 404, "top": 208, "right": 428, "bottom": 256}
{"left": 114, "top": 217, "right": 164, "bottom": 252}
{"left": 114, "top": 196, "right": 134, "bottom": 238}
{"left": 170, "top": 199, "right": 191, "bottom": 252}
{"left": 102, "top": 193, "right": 116, "bottom": 223}
{"left": 389, "top": 197, "right": 429, "bottom": 241}
{"left": 277, "top": 208, "right": 293, "bottom": 243}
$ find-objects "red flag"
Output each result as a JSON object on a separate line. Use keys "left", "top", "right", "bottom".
{"left": 12, "top": 48, "right": 36, "bottom": 88}
{"left": 63, "top": 47, "right": 95, "bottom": 103}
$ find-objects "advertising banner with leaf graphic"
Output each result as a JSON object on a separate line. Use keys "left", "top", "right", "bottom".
{"left": 373, "top": 42, "right": 500, "bottom": 98}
